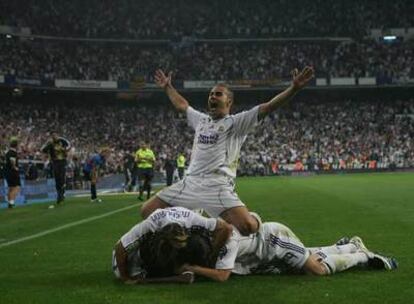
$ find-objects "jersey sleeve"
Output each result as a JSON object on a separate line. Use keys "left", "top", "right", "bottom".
{"left": 215, "top": 232, "right": 239, "bottom": 270}
{"left": 120, "top": 217, "right": 157, "bottom": 252}
{"left": 232, "top": 105, "right": 260, "bottom": 136}
{"left": 187, "top": 211, "right": 217, "bottom": 231}
{"left": 186, "top": 106, "right": 208, "bottom": 130}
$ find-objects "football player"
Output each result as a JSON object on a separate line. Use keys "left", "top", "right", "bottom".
{"left": 112, "top": 207, "right": 232, "bottom": 284}
{"left": 178, "top": 222, "right": 398, "bottom": 281}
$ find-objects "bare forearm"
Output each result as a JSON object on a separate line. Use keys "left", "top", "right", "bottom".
{"left": 211, "top": 221, "right": 232, "bottom": 257}
{"left": 114, "top": 243, "right": 131, "bottom": 281}
{"left": 165, "top": 84, "right": 189, "bottom": 112}
{"left": 143, "top": 273, "right": 194, "bottom": 284}
{"left": 259, "top": 85, "right": 299, "bottom": 117}
{"left": 185, "top": 265, "right": 231, "bottom": 282}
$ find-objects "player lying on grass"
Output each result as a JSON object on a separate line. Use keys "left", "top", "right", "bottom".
{"left": 112, "top": 207, "right": 232, "bottom": 284}
{"left": 177, "top": 221, "right": 398, "bottom": 282}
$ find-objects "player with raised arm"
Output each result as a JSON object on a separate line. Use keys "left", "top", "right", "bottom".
{"left": 141, "top": 67, "right": 314, "bottom": 235}
{"left": 112, "top": 207, "right": 232, "bottom": 284}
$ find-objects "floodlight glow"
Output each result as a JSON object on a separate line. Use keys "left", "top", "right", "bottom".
{"left": 383, "top": 36, "right": 397, "bottom": 41}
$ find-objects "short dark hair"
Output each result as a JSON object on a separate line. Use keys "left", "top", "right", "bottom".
{"left": 177, "top": 232, "right": 214, "bottom": 268}
{"left": 140, "top": 224, "right": 188, "bottom": 278}
{"left": 215, "top": 83, "right": 234, "bottom": 101}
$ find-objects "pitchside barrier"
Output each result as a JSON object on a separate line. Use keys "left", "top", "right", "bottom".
{"left": 0, "top": 172, "right": 165, "bottom": 208}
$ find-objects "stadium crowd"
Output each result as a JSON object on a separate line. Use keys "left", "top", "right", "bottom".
{"left": 0, "top": 39, "right": 413, "bottom": 83}
{"left": 1, "top": 98, "right": 413, "bottom": 178}
{"left": 1, "top": 0, "right": 412, "bottom": 39}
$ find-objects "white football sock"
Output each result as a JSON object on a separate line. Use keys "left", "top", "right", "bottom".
{"left": 321, "top": 252, "right": 368, "bottom": 274}
{"left": 308, "top": 243, "right": 357, "bottom": 255}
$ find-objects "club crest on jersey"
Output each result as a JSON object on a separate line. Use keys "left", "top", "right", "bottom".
{"left": 197, "top": 133, "right": 219, "bottom": 144}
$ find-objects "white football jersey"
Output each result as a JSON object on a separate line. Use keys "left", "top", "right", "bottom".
{"left": 216, "top": 223, "right": 309, "bottom": 275}
{"left": 120, "top": 207, "right": 217, "bottom": 251}
{"left": 215, "top": 228, "right": 262, "bottom": 272}
{"left": 114, "top": 207, "right": 217, "bottom": 279}
{"left": 186, "top": 106, "right": 260, "bottom": 178}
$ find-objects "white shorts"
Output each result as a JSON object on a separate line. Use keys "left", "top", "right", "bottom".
{"left": 262, "top": 222, "right": 310, "bottom": 271}
{"left": 156, "top": 175, "right": 245, "bottom": 218}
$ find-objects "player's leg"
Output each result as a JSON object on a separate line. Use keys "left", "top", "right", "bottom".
{"left": 7, "top": 186, "right": 19, "bottom": 208}
{"left": 145, "top": 169, "right": 153, "bottom": 200}
{"left": 6, "top": 171, "right": 20, "bottom": 208}
{"left": 302, "top": 254, "right": 330, "bottom": 275}
{"left": 90, "top": 169, "right": 98, "bottom": 201}
{"left": 220, "top": 206, "right": 259, "bottom": 236}
{"left": 140, "top": 196, "right": 170, "bottom": 218}
{"left": 58, "top": 161, "right": 67, "bottom": 201}
{"left": 137, "top": 169, "right": 144, "bottom": 200}
{"left": 305, "top": 251, "right": 370, "bottom": 275}
{"left": 308, "top": 241, "right": 358, "bottom": 255}
{"left": 52, "top": 162, "right": 62, "bottom": 202}
{"left": 53, "top": 161, "right": 66, "bottom": 204}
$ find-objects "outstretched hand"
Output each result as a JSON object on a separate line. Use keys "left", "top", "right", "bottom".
{"left": 291, "top": 66, "right": 314, "bottom": 90}
{"left": 155, "top": 69, "right": 172, "bottom": 89}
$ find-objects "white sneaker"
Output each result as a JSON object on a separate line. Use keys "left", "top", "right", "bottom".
{"left": 91, "top": 198, "right": 103, "bottom": 203}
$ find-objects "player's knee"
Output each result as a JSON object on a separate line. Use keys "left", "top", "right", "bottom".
{"left": 140, "top": 197, "right": 168, "bottom": 219}
{"left": 140, "top": 203, "right": 152, "bottom": 219}
{"left": 237, "top": 217, "right": 259, "bottom": 236}
{"left": 304, "top": 255, "right": 330, "bottom": 276}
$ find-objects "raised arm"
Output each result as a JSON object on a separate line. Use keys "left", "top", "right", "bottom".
{"left": 258, "top": 66, "right": 314, "bottom": 118}
{"left": 155, "top": 69, "right": 189, "bottom": 112}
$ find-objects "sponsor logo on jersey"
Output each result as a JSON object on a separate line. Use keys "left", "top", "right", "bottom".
{"left": 197, "top": 133, "right": 219, "bottom": 144}
{"left": 150, "top": 209, "right": 191, "bottom": 222}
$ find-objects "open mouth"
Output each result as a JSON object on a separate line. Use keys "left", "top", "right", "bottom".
{"left": 209, "top": 100, "right": 218, "bottom": 110}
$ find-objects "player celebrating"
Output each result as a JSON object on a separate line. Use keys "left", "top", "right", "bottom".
{"left": 112, "top": 207, "right": 232, "bottom": 284}
{"left": 141, "top": 67, "right": 314, "bottom": 235}
{"left": 178, "top": 222, "right": 398, "bottom": 282}
{"left": 83, "top": 147, "right": 110, "bottom": 203}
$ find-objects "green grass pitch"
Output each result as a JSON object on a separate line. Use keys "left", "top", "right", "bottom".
{"left": 0, "top": 173, "right": 413, "bottom": 304}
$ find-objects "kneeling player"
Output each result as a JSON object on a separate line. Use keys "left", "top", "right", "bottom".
{"left": 112, "top": 207, "right": 232, "bottom": 284}
{"left": 178, "top": 222, "right": 398, "bottom": 282}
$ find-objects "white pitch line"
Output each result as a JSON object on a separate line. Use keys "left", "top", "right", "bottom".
{"left": 0, "top": 202, "right": 142, "bottom": 249}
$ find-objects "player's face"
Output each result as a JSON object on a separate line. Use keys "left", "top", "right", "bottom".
{"left": 208, "top": 86, "right": 232, "bottom": 119}
{"left": 51, "top": 132, "right": 58, "bottom": 141}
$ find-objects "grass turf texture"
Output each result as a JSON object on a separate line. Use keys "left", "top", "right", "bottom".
{"left": 0, "top": 172, "right": 413, "bottom": 304}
